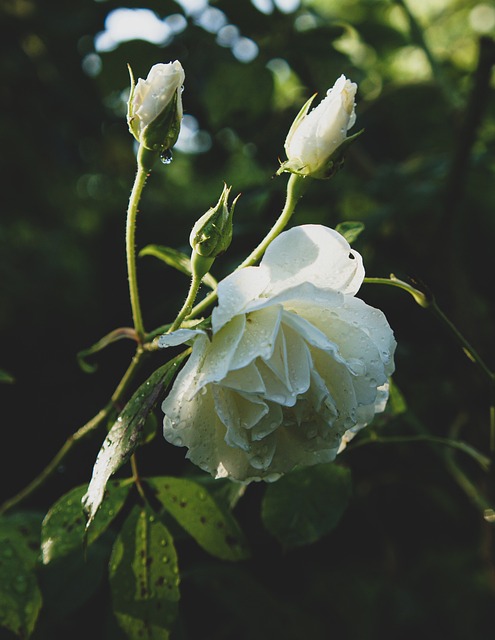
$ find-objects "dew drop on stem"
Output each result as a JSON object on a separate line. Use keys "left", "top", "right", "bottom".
{"left": 160, "top": 149, "right": 173, "bottom": 165}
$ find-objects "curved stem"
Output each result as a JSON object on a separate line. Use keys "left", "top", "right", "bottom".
{"left": 168, "top": 273, "right": 202, "bottom": 334}
{"left": 126, "top": 145, "right": 158, "bottom": 342}
{"left": 0, "top": 348, "right": 146, "bottom": 515}
{"left": 348, "top": 433, "right": 491, "bottom": 471}
{"left": 364, "top": 274, "right": 495, "bottom": 452}
{"left": 238, "top": 173, "right": 308, "bottom": 269}
{"left": 188, "top": 173, "right": 307, "bottom": 321}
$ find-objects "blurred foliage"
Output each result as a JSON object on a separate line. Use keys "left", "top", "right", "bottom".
{"left": 1, "top": 0, "right": 495, "bottom": 638}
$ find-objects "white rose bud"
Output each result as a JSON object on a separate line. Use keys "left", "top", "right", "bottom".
{"left": 159, "top": 224, "right": 396, "bottom": 483}
{"left": 279, "top": 75, "right": 360, "bottom": 179}
{"left": 127, "top": 60, "right": 184, "bottom": 153}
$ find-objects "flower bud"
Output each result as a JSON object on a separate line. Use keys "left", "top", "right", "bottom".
{"left": 127, "top": 61, "right": 184, "bottom": 153}
{"left": 189, "top": 184, "right": 239, "bottom": 259}
{"left": 278, "top": 75, "right": 361, "bottom": 179}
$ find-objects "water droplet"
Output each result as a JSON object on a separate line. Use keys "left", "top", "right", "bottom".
{"left": 199, "top": 387, "right": 208, "bottom": 396}
{"left": 160, "top": 149, "right": 173, "bottom": 165}
{"left": 172, "top": 436, "right": 183, "bottom": 446}
{"left": 197, "top": 491, "right": 206, "bottom": 501}
{"left": 149, "top": 515, "right": 155, "bottom": 523}
{"left": 160, "top": 539, "right": 168, "bottom": 547}
{"left": 250, "top": 455, "right": 264, "bottom": 469}
{"left": 343, "top": 416, "right": 355, "bottom": 429}
{"left": 347, "top": 358, "right": 366, "bottom": 376}
{"left": 162, "top": 555, "right": 169, "bottom": 564}
{"left": 368, "top": 377, "right": 377, "bottom": 387}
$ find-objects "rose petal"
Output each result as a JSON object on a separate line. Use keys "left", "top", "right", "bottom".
{"left": 261, "top": 225, "right": 364, "bottom": 296}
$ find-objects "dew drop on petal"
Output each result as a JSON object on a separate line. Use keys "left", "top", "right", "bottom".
{"left": 250, "top": 455, "right": 264, "bottom": 469}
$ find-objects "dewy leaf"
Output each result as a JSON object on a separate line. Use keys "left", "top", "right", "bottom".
{"left": 261, "top": 463, "right": 352, "bottom": 548}
{"left": 146, "top": 477, "right": 250, "bottom": 561}
{"left": 335, "top": 221, "right": 365, "bottom": 244}
{"left": 82, "top": 352, "right": 189, "bottom": 528}
{"left": 41, "top": 481, "right": 131, "bottom": 564}
{"left": 140, "top": 245, "right": 218, "bottom": 290}
{"left": 109, "top": 505, "right": 179, "bottom": 639}
{"left": 0, "top": 518, "right": 43, "bottom": 638}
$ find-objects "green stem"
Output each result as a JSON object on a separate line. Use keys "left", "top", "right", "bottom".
{"left": 364, "top": 276, "right": 494, "bottom": 381}
{"left": 126, "top": 145, "right": 158, "bottom": 342}
{"left": 130, "top": 454, "right": 147, "bottom": 502}
{"left": 364, "top": 275, "right": 495, "bottom": 452}
{"left": 168, "top": 273, "right": 202, "bottom": 334}
{"left": 0, "top": 348, "right": 146, "bottom": 515}
{"left": 348, "top": 434, "right": 491, "bottom": 471}
{"left": 239, "top": 173, "right": 308, "bottom": 269}
{"left": 188, "top": 173, "right": 307, "bottom": 321}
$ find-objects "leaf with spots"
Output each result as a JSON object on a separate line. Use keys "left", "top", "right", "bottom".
{"left": 146, "top": 477, "right": 250, "bottom": 561}
{"left": 41, "top": 480, "right": 132, "bottom": 564}
{"left": 0, "top": 516, "right": 43, "bottom": 638}
{"left": 261, "top": 463, "right": 352, "bottom": 548}
{"left": 82, "top": 351, "right": 189, "bottom": 529}
{"left": 109, "top": 505, "right": 179, "bottom": 640}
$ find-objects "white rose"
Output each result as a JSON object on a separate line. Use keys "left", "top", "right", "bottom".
{"left": 282, "top": 75, "right": 357, "bottom": 179}
{"left": 127, "top": 61, "right": 185, "bottom": 152}
{"left": 160, "top": 225, "right": 396, "bottom": 483}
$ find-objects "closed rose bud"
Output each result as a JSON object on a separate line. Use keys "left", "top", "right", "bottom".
{"left": 127, "top": 61, "right": 184, "bottom": 153}
{"left": 188, "top": 184, "right": 240, "bottom": 282}
{"left": 279, "top": 75, "right": 360, "bottom": 179}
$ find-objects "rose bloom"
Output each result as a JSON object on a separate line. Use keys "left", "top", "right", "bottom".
{"left": 160, "top": 225, "right": 396, "bottom": 482}
{"left": 283, "top": 75, "right": 357, "bottom": 178}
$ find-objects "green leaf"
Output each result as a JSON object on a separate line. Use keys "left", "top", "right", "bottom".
{"left": 192, "top": 475, "right": 247, "bottom": 511}
{"left": 387, "top": 377, "right": 407, "bottom": 416}
{"left": 139, "top": 245, "right": 217, "bottom": 290}
{"left": 82, "top": 351, "right": 189, "bottom": 528}
{"left": 261, "top": 463, "right": 352, "bottom": 548}
{"left": 335, "top": 221, "right": 365, "bottom": 244}
{"left": 0, "top": 516, "right": 43, "bottom": 638}
{"left": 41, "top": 480, "right": 131, "bottom": 564}
{"left": 147, "top": 477, "right": 250, "bottom": 561}
{"left": 0, "top": 368, "right": 15, "bottom": 383}
{"left": 40, "top": 531, "right": 114, "bottom": 620}
{"left": 109, "top": 506, "right": 179, "bottom": 639}
{"left": 77, "top": 327, "right": 138, "bottom": 374}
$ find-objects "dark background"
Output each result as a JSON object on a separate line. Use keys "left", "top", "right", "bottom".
{"left": 1, "top": 0, "right": 494, "bottom": 638}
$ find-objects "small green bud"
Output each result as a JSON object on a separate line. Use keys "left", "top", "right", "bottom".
{"left": 189, "top": 184, "right": 239, "bottom": 259}
{"left": 127, "top": 61, "right": 184, "bottom": 153}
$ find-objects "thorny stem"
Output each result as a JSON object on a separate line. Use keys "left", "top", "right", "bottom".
{"left": 0, "top": 348, "right": 146, "bottom": 515}
{"left": 126, "top": 145, "right": 158, "bottom": 342}
{"left": 167, "top": 273, "right": 202, "bottom": 334}
{"left": 364, "top": 275, "right": 495, "bottom": 453}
